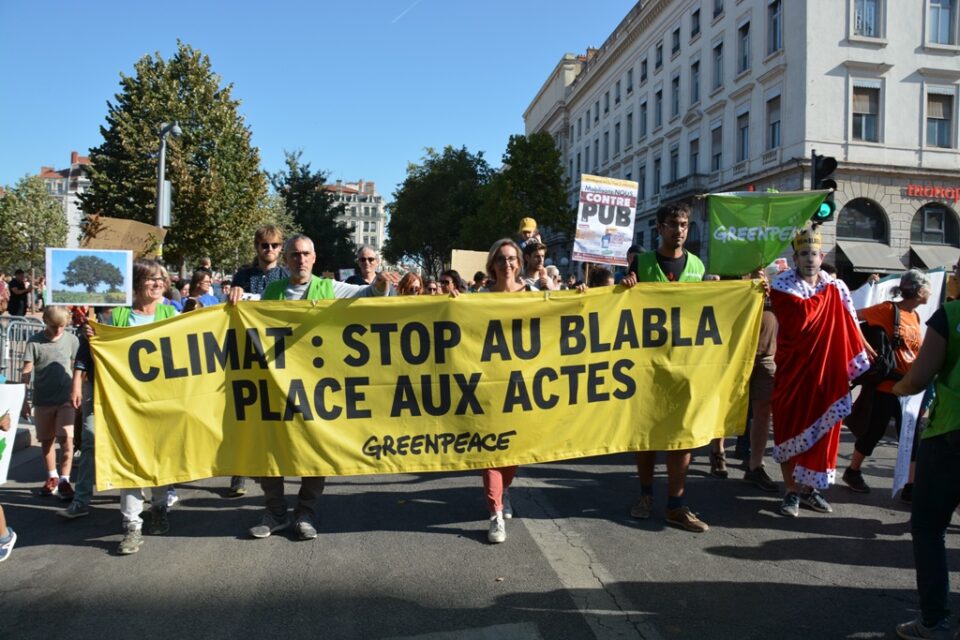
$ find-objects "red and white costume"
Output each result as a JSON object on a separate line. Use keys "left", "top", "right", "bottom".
{"left": 770, "top": 269, "right": 870, "bottom": 489}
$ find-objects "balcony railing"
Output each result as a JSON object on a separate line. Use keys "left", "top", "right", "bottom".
{"left": 660, "top": 173, "right": 712, "bottom": 200}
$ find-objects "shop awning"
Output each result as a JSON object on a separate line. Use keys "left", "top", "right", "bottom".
{"left": 910, "top": 244, "right": 960, "bottom": 270}
{"left": 835, "top": 241, "right": 906, "bottom": 274}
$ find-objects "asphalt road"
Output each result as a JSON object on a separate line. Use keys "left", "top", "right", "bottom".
{"left": 1, "top": 431, "right": 954, "bottom": 640}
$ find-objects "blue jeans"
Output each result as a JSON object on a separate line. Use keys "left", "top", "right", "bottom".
{"left": 72, "top": 380, "right": 96, "bottom": 508}
{"left": 911, "top": 431, "right": 960, "bottom": 625}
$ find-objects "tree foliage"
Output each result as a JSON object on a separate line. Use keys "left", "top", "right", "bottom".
{"left": 384, "top": 136, "right": 572, "bottom": 276}
{"left": 466, "top": 133, "right": 574, "bottom": 246}
{"left": 383, "top": 146, "right": 491, "bottom": 277}
{"left": 270, "top": 151, "right": 355, "bottom": 274}
{"left": 0, "top": 176, "right": 68, "bottom": 274}
{"left": 79, "top": 41, "right": 267, "bottom": 270}
{"left": 61, "top": 255, "right": 124, "bottom": 292}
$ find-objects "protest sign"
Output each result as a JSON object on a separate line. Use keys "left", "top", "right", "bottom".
{"left": 91, "top": 282, "right": 764, "bottom": 489}
{"left": 572, "top": 174, "right": 638, "bottom": 266}
{"left": 80, "top": 214, "right": 166, "bottom": 259}
{"left": 0, "top": 385, "right": 26, "bottom": 485}
{"left": 46, "top": 248, "right": 133, "bottom": 307}
{"left": 707, "top": 191, "right": 829, "bottom": 276}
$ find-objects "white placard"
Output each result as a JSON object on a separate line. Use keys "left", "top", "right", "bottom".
{"left": 0, "top": 385, "right": 26, "bottom": 485}
{"left": 572, "top": 174, "right": 638, "bottom": 267}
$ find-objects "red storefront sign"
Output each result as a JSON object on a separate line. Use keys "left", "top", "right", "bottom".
{"left": 906, "top": 184, "right": 960, "bottom": 203}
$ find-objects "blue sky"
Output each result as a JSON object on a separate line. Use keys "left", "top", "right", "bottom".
{"left": 0, "top": 0, "right": 632, "bottom": 202}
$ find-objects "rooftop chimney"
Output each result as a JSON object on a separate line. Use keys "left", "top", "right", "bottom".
{"left": 71, "top": 150, "right": 78, "bottom": 165}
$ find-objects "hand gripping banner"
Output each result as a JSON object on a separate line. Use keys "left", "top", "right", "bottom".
{"left": 91, "top": 282, "right": 764, "bottom": 489}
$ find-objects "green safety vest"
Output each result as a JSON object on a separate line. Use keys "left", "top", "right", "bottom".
{"left": 262, "top": 276, "right": 335, "bottom": 301}
{"left": 926, "top": 301, "right": 960, "bottom": 439}
{"left": 634, "top": 250, "right": 705, "bottom": 283}
{"left": 111, "top": 304, "right": 177, "bottom": 327}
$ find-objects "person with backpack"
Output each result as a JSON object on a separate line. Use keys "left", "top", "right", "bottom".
{"left": 843, "top": 270, "right": 931, "bottom": 495}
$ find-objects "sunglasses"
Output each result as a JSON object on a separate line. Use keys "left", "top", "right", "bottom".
{"left": 426, "top": 286, "right": 438, "bottom": 292}
{"left": 440, "top": 279, "right": 454, "bottom": 285}
{"left": 360, "top": 257, "right": 378, "bottom": 263}
{"left": 260, "top": 242, "right": 282, "bottom": 250}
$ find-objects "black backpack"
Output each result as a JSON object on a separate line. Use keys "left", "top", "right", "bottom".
{"left": 852, "top": 303, "right": 902, "bottom": 387}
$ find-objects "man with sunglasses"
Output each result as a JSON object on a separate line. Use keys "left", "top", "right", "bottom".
{"left": 345, "top": 245, "right": 380, "bottom": 285}
{"left": 228, "top": 225, "right": 289, "bottom": 303}
{"left": 225, "top": 225, "right": 289, "bottom": 496}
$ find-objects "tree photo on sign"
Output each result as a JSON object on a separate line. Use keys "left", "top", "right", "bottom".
{"left": 61, "top": 256, "right": 124, "bottom": 294}
{"left": 707, "top": 191, "right": 830, "bottom": 276}
{"left": 47, "top": 248, "right": 132, "bottom": 306}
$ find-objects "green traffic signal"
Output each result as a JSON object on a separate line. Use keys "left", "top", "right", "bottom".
{"left": 814, "top": 200, "right": 836, "bottom": 221}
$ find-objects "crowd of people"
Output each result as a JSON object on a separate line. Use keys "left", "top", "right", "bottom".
{"left": 1, "top": 208, "right": 958, "bottom": 640}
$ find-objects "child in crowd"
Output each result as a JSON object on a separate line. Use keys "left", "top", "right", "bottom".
{"left": 22, "top": 306, "right": 80, "bottom": 498}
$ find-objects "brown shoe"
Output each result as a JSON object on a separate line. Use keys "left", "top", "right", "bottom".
{"left": 629, "top": 494, "right": 654, "bottom": 519}
{"left": 710, "top": 451, "right": 728, "bottom": 479}
{"left": 665, "top": 506, "right": 709, "bottom": 532}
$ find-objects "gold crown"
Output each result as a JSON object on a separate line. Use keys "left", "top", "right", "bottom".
{"left": 792, "top": 225, "right": 823, "bottom": 252}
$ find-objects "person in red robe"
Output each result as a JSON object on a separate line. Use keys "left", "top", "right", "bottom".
{"left": 770, "top": 225, "right": 871, "bottom": 517}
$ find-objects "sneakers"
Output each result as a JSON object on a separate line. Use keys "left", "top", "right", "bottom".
{"left": 502, "top": 491, "right": 513, "bottom": 519}
{"left": 665, "top": 506, "right": 709, "bottom": 532}
{"left": 0, "top": 529, "right": 16, "bottom": 562}
{"left": 800, "top": 489, "right": 833, "bottom": 513}
{"left": 744, "top": 465, "right": 778, "bottom": 492}
{"left": 117, "top": 525, "right": 143, "bottom": 555}
{"left": 710, "top": 451, "right": 729, "bottom": 479}
{"left": 842, "top": 468, "right": 871, "bottom": 493}
{"left": 895, "top": 617, "right": 952, "bottom": 639}
{"left": 488, "top": 512, "right": 506, "bottom": 544}
{"left": 629, "top": 494, "right": 654, "bottom": 519}
{"left": 901, "top": 483, "right": 914, "bottom": 503}
{"left": 249, "top": 511, "right": 290, "bottom": 539}
{"left": 295, "top": 519, "right": 318, "bottom": 540}
{"left": 166, "top": 489, "right": 179, "bottom": 508}
{"left": 148, "top": 508, "right": 170, "bottom": 535}
{"left": 228, "top": 476, "right": 247, "bottom": 497}
{"left": 780, "top": 492, "right": 801, "bottom": 517}
{"left": 38, "top": 477, "right": 59, "bottom": 496}
{"left": 58, "top": 479, "right": 75, "bottom": 501}
{"left": 57, "top": 502, "right": 90, "bottom": 519}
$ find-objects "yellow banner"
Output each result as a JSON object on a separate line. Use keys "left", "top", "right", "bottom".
{"left": 92, "top": 282, "right": 764, "bottom": 489}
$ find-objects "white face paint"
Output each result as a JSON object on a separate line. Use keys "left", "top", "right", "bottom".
{"left": 794, "top": 247, "right": 823, "bottom": 279}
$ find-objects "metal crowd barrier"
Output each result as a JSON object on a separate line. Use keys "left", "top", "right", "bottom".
{"left": 0, "top": 316, "right": 78, "bottom": 383}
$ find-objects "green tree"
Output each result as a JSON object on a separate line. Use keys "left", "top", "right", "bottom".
{"left": 79, "top": 41, "right": 267, "bottom": 270}
{"left": 0, "top": 175, "right": 68, "bottom": 274}
{"left": 61, "top": 255, "right": 124, "bottom": 292}
{"left": 465, "top": 133, "right": 574, "bottom": 248}
{"left": 383, "top": 146, "right": 491, "bottom": 277}
{"left": 270, "top": 151, "right": 355, "bottom": 274}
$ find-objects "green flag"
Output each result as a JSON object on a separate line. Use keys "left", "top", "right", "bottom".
{"left": 707, "top": 190, "right": 829, "bottom": 276}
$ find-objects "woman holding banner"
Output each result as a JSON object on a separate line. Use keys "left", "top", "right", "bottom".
{"left": 478, "top": 239, "right": 629, "bottom": 543}
{"left": 477, "top": 239, "right": 528, "bottom": 543}
{"left": 100, "top": 259, "right": 179, "bottom": 555}
{"left": 843, "top": 269, "right": 930, "bottom": 496}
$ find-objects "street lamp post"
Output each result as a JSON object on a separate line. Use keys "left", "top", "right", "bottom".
{"left": 155, "top": 121, "right": 182, "bottom": 262}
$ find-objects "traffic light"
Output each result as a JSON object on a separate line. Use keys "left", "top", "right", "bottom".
{"left": 811, "top": 151, "right": 837, "bottom": 223}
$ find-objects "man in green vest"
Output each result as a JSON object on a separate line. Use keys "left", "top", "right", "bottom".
{"left": 629, "top": 201, "right": 708, "bottom": 533}
{"left": 244, "top": 234, "right": 398, "bottom": 541}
